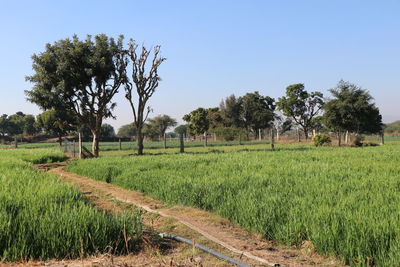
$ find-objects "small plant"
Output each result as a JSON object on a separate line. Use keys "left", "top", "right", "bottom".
{"left": 312, "top": 134, "right": 331, "bottom": 147}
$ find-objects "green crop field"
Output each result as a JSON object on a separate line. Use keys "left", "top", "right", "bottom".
{"left": 0, "top": 148, "right": 142, "bottom": 261}
{"left": 68, "top": 142, "right": 400, "bottom": 266}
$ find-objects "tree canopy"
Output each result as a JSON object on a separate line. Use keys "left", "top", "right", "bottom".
{"left": 323, "top": 80, "right": 382, "bottom": 135}
{"left": 26, "top": 34, "right": 126, "bottom": 157}
{"left": 277, "top": 84, "right": 324, "bottom": 139}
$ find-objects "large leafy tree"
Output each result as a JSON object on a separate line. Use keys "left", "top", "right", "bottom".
{"left": 117, "top": 123, "right": 137, "bottom": 139}
{"left": 26, "top": 34, "right": 126, "bottom": 157}
{"left": 147, "top": 115, "right": 177, "bottom": 139}
{"left": 183, "top": 107, "right": 210, "bottom": 146}
{"left": 238, "top": 91, "right": 275, "bottom": 136}
{"left": 219, "top": 94, "right": 242, "bottom": 128}
{"left": 123, "top": 40, "right": 166, "bottom": 155}
{"left": 7, "top": 112, "right": 38, "bottom": 138}
{"left": 101, "top": 123, "right": 116, "bottom": 138}
{"left": 277, "top": 84, "right": 324, "bottom": 140}
{"left": 35, "top": 110, "right": 76, "bottom": 145}
{"left": 0, "top": 114, "right": 11, "bottom": 140}
{"left": 323, "top": 80, "right": 383, "bottom": 139}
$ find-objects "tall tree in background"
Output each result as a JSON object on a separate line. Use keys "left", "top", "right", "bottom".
{"left": 238, "top": 91, "right": 275, "bottom": 138}
{"left": 35, "top": 110, "right": 76, "bottom": 145}
{"left": 277, "top": 84, "right": 324, "bottom": 140}
{"left": 147, "top": 115, "right": 177, "bottom": 140}
{"left": 183, "top": 108, "right": 210, "bottom": 146}
{"left": 117, "top": 123, "right": 137, "bottom": 139}
{"left": 123, "top": 40, "right": 166, "bottom": 155}
{"left": 323, "top": 80, "right": 382, "bottom": 144}
{"left": 26, "top": 34, "right": 126, "bottom": 157}
{"left": 101, "top": 124, "right": 116, "bottom": 138}
{"left": 219, "top": 94, "right": 242, "bottom": 128}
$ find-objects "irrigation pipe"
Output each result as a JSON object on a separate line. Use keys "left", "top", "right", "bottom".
{"left": 159, "top": 233, "right": 250, "bottom": 267}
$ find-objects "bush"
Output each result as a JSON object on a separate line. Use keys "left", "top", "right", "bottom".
{"left": 213, "top": 127, "right": 243, "bottom": 141}
{"left": 312, "top": 134, "right": 331, "bottom": 147}
{"left": 350, "top": 135, "right": 364, "bottom": 147}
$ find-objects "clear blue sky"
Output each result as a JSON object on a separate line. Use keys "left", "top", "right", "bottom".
{"left": 1, "top": 0, "right": 399, "bottom": 130}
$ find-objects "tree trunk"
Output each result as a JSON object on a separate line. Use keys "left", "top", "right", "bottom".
{"left": 137, "top": 128, "right": 144, "bottom": 155}
{"left": 304, "top": 129, "right": 308, "bottom": 140}
{"left": 58, "top": 134, "right": 62, "bottom": 146}
{"left": 258, "top": 129, "right": 262, "bottom": 141}
{"left": 345, "top": 131, "right": 349, "bottom": 144}
{"left": 204, "top": 131, "right": 208, "bottom": 147}
{"left": 91, "top": 130, "right": 100, "bottom": 157}
{"left": 276, "top": 130, "right": 280, "bottom": 141}
{"left": 337, "top": 131, "right": 342, "bottom": 147}
{"left": 15, "top": 137, "right": 18, "bottom": 148}
{"left": 297, "top": 128, "right": 301, "bottom": 142}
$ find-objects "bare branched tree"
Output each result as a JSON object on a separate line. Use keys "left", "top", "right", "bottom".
{"left": 124, "top": 40, "right": 166, "bottom": 155}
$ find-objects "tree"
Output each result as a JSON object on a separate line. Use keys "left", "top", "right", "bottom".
{"left": 35, "top": 110, "right": 76, "bottom": 145}
{"left": 277, "top": 84, "right": 324, "bottom": 140}
{"left": 26, "top": 34, "right": 126, "bottom": 157}
{"left": 7, "top": 112, "right": 38, "bottom": 138}
{"left": 174, "top": 124, "right": 188, "bottom": 136}
{"left": 323, "top": 80, "right": 383, "bottom": 144}
{"left": 219, "top": 94, "right": 242, "bottom": 127}
{"left": 123, "top": 40, "right": 166, "bottom": 155}
{"left": 101, "top": 124, "right": 116, "bottom": 138}
{"left": 0, "top": 114, "right": 10, "bottom": 138}
{"left": 147, "top": 115, "right": 177, "bottom": 139}
{"left": 238, "top": 91, "right": 275, "bottom": 138}
{"left": 117, "top": 123, "right": 137, "bottom": 139}
{"left": 183, "top": 108, "right": 210, "bottom": 146}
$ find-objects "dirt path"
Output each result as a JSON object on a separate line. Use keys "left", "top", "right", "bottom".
{"left": 49, "top": 166, "right": 344, "bottom": 267}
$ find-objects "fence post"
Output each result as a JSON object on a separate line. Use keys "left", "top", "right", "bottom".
{"left": 78, "top": 132, "right": 83, "bottom": 159}
{"left": 258, "top": 129, "right": 262, "bottom": 141}
{"left": 73, "top": 140, "right": 76, "bottom": 158}
{"left": 14, "top": 137, "right": 18, "bottom": 148}
{"left": 204, "top": 132, "right": 208, "bottom": 147}
{"left": 271, "top": 128, "right": 275, "bottom": 150}
{"left": 381, "top": 132, "right": 385, "bottom": 145}
{"left": 164, "top": 133, "right": 167, "bottom": 149}
{"left": 179, "top": 133, "right": 184, "bottom": 153}
{"left": 239, "top": 133, "right": 242, "bottom": 145}
{"left": 119, "top": 138, "right": 122, "bottom": 150}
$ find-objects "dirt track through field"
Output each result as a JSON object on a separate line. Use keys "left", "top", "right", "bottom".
{"left": 50, "top": 166, "right": 344, "bottom": 267}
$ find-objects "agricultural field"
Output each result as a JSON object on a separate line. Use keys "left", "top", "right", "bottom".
{"left": 68, "top": 142, "right": 400, "bottom": 266}
{"left": 0, "top": 148, "right": 142, "bottom": 261}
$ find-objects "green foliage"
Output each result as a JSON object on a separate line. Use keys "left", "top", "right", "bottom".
{"left": 35, "top": 110, "right": 76, "bottom": 142}
{"left": 212, "top": 127, "right": 243, "bottom": 141}
{"left": 0, "top": 149, "right": 142, "bottom": 261}
{"left": 219, "top": 94, "right": 242, "bottom": 128}
{"left": 101, "top": 123, "right": 115, "bottom": 138}
{"left": 68, "top": 144, "right": 400, "bottom": 266}
{"left": 183, "top": 108, "right": 210, "bottom": 135}
{"left": 26, "top": 34, "right": 126, "bottom": 156}
{"left": 174, "top": 124, "right": 188, "bottom": 135}
{"left": 323, "top": 80, "right": 383, "bottom": 134}
{"left": 238, "top": 91, "right": 275, "bottom": 133}
{"left": 117, "top": 123, "right": 137, "bottom": 138}
{"left": 384, "top": 121, "right": 400, "bottom": 133}
{"left": 312, "top": 134, "right": 331, "bottom": 147}
{"left": 145, "top": 115, "right": 177, "bottom": 139}
{"left": 277, "top": 84, "right": 324, "bottom": 138}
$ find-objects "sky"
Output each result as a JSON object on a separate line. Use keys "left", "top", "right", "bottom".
{"left": 1, "top": 0, "right": 399, "bottom": 130}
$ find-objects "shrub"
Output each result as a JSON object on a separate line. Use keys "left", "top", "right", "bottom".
{"left": 312, "top": 134, "right": 331, "bottom": 147}
{"left": 213, "top": 127, "right": 243, "bottom": 141}
{"left": 350, "top": 135, "right": 364, "bottom": 147}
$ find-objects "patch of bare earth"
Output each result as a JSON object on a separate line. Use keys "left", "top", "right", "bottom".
{"left": 18, "top": 164, "right": 345, "bottom": 267}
